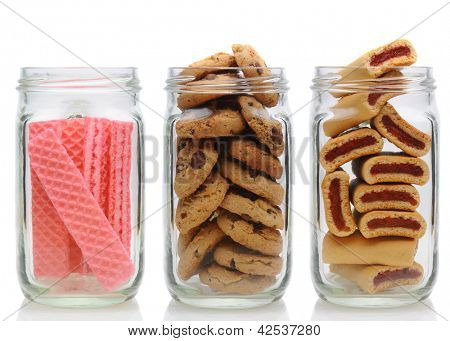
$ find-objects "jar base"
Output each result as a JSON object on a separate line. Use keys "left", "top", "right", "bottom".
{"left": 169, "top": 286, "right": 285, "bottom": 309}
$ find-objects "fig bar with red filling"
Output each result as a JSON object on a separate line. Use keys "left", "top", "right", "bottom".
{"left": 322, "top": 231, "right": 417, "bottom": 267}
{"left": 321, "top": 170, "right": 356, "bottom": 237}
{"left": 358, "top": 210, "right": 426, "bottom": 239}
{"left": 330, "top": 262, "right": 423, "bottom": 294}
{"left": 320, "top": 128, "right": 383, "bottom": 172}
{"left": 352, "top": 182, "right": 419, "bottom": 213}
{"left": 325, "top": 82, "right": 398, "bottom": 137}
{"left": 373, "top": 103, "right": 432, "bottom": 157}
{"left": 360, "top": 154, "right": 429, "bottom": 185}
{"left": 338, "top": 39, "right": 417, "bottom": 81}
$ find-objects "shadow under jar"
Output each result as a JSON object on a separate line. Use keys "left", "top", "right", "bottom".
{"left": 310, "top": 66, "right": 439, "bottom": 308}
{"left": 16, "top": 68, "right": 145, "bottom": 307}
{"left": 164, "top": 67, "right": 292, "bottom": 308}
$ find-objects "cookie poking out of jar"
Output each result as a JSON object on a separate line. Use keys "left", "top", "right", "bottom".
{"left": 177, "top": 73, "right": 240, "bottom": 109}
{"left": 360, "top": 154, "right": 429, "bottom": 185}
{"left": 319, "top": 128, "right": 383, "bottom": 173}
{"left": 372, "top": 103, "right": 432, "bottom": 157}
{"left": 352, "top": 182, "right": 420, "bottom": 213}
{"left": 330, "top": 262, "right": 423, "bottom": 294}
{"left": 358, "top": 210, "right": 426, "bottom": 239}
{"left": 180, "top": 52, "right": 237, "bottom": 81}
{"left": 321, "top": 170, "right": 357, "bottom": 237}
{"left": 232, "top": 44, "right": 279, "bottom": 107}
{"left": 338, "top": 39, "right": 417, "bottom": 81}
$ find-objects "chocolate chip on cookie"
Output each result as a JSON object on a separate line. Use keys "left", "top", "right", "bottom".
{"left": 176, "top": 103, "right": 246, "bottom": 139}
{"left": 177, "top": 73, "right": 239, "bottom": 109}
{"left": 178, "top": 222, "right": 225, "bottom": 280}
{"left": 220, "top": 186, "right": 284, "bottom": 229}
{"left": 220, "top": 158, "right": 284, "bottom": 205}
{"left": 217, "top": 210, "right": 282, "bottom": 256}
{"left": 176, "top": 172, "right": 229, "bottom": 234}
{"left": 232, "top": 44, "right": 279, "bottom": 107}
{"left": 199, "top": 263, "right": 275, "bottom": 294}
{"left": 180, "top": 52, "right": 237, "bottom": 81}
{"left": 229, "top": 138, "right": 283, "bottom": 179}
{"left": 175, "top": 139, "right": 218, "bottom": 199}
{"left": 214, "top": 239, "right": 282, "bottom": 276}
{"left": 238, "top": 96, "right": 285, "bottom": 157}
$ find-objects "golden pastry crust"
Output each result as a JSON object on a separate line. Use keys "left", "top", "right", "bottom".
{"left": 360, "top": 154, "right": 429, "bottom": 185}
{"left": 358, "top": 210, "right": 426, "bottom": 239}
{"left": 322, "top": 231, "right": 418, "bottom": 267}
{"left": 372, "top": 103, "right": 432, "bottom": 157}
{"left": 338, "top": 39, "right": 417, "bottom": 81}
{"left": 352, "top": 182, "right": 419, "bottom": 213}
{"left": 330, "top": 262, "right": 423, "bottom": 294}
{"left": 319, "top": 128, "right": 383, "bottom": 172}
{"left": 321, "top": 170, "right": 357, "bottom": 237}
{"left": 324, "top": 92, "right": 396, "bottom": 137}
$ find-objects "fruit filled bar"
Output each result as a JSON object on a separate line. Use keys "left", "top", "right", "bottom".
{"left": 318, "top": 40, "right": 432, "bottom": 295}
{"left": 28, "top": 117, "right": 134, "bottom": 291}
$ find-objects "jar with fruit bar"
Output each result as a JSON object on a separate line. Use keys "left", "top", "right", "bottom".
{"left": 16, "top": 67, "right": 144, "bottom": 307}
{"left": 311, "top": 64, "right": 438, "bottom": 307}
{"left": 164, "top": 45, "right": 291, "bottom": 308}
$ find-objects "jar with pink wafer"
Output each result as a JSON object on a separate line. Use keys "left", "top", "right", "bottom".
{"left": 16, "top": 68, "right": 144, "bottom": 307}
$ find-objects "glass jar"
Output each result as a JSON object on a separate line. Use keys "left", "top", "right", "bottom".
{"left": 164, "top": 67, "right": 291, "bottom": 308}
{"left": 310, "top": 66, "right": 438, "bottom": 307}
{"left": 16, "top": 67, "right": 145, "bottom": 307}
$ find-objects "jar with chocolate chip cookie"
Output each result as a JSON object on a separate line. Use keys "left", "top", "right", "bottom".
{"left": 310, "top": 40, "right": 439, "bottom": 307}
{"left": 165, "top": 45, "right": 291, "bottom": 308}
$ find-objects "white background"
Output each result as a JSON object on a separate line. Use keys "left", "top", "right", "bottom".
{"left": 0, "top": 0, "right": 449, "bottom": 338}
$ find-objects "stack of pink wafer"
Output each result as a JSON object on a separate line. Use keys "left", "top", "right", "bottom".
{"left": 28, "top": 117, "right": 134, "bottom": 290}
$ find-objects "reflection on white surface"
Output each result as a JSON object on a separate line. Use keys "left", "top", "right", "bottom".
{"left": 164, "top": 299, "right": 290, "bottom": 321}
{"left": 16, "top": 298, "right": 143, "bottom": 321}
{"left": 311, "top": 299, "right": 439, "bottom": 321}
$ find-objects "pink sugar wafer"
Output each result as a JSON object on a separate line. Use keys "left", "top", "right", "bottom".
{"left": 119, "top": 122, "right": 133, "bottom": 253}
{"left": 29, "top": 129, "right": 134, "bottom": 290}
{"left": 31, "top": 169, "right": 71, "bottom": 277}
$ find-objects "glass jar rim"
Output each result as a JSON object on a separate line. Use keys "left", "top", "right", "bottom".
{"left": 18, "top": 67, "right": 140, "bottom": 93}
{"left": 311, "top": 66, "right": 435, "bottom": 94}
{"left": 165, "top": 67, "right": 289, "bottom": 94}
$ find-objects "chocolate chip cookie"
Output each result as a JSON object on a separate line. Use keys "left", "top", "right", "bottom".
{"left": 176, "top": 103, "right": 246, "bottom": 139}
{"left": 232, "top": 44, "right": 279, "bottom": 107}
{"left": 180, "top": 52, "right": 237, "bottom": 80}
{"left": 220, "top": 158, "right": 284, "bottom": 205}
{"left": 220, "top": 186, "right": 284, "bottom": 229}
{"left": 238, "top": 96, "right": 284, "bottom": 157}
{"left": 199, "top": 263, "right": 275, "bottom": 294}
{"left": 229, "top": 138, "right": 283, "bottom": 179}
{"left": 174, "top": 139, "right": 218, "bottom": 199}
{"left": 214, "top": 239, "right": 282, "bottom": 276}
{"left": 216, "top": 210, "right": 282, "bottom": 256}
{"left": 177, "top": 73, "right": 239, "bottom": 109}
{"left": 176, "top": 172, "right": 229, "bottom": 234}
{"left": 178, "top": 222, "right": 225, "bottom": 280}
